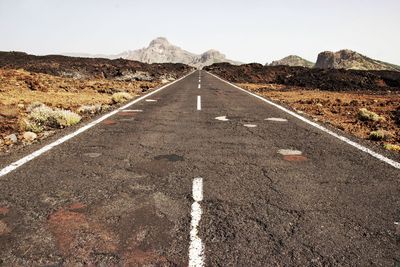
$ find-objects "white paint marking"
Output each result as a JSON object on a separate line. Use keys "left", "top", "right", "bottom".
{"left": 197, "top": 96, "right": 201, "bottom": 111}
{"left": 207, "top": 71, "right": 400, "bottom": 170}
{"left": 192, "top": 177, "right": 203, "bottom": 202}
{"left": 394, "top": 222, "right": 399, "bottom": 225}
{"left": 215, "top": 116, "right": 229, "bottom": 121}
{"left": 278, "top": 149, "right": 302, "bottom": 156}
{"left": 198, "top": 84, "right": 201, "bottom": 89}
{"left": 145, "top": 99, "right": 157, "bottom": 102}
{"left": 122, "top": 109, "right": 143, "bottom": 112}
{"left": 0, "top": 71, "right": 196, "bottom": 178}
{"left": 189, "top": 177, "right": 204, "bottom": 267}
{"left": 265, "top": 117, "right": 288, "bottom": 122}
{"left": 199, "top": 79, "right": 201, "bottom": 83}
{"left": 243, "top": 124, "right": 257, "bottom": 128}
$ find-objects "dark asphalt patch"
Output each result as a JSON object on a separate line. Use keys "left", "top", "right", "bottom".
{"left": 102, "top": 119, "right": 117, "bottom": 125}
{"left": 154, "top": 154, "right": 184, "bottom": 162}
{"left": 0, "top": 207, "right": 9, "bottom": 215}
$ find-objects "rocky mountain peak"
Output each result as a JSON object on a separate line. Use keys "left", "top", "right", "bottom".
{"left": 315, "top": 49, "right": 400, "bottom": 71}
{"left": 200, "top": 50, "right": 226, "bottom": 60}
{"left": 268, "top": 55, "right": 314, "bottom": 68}
{"left": 149, "top": 37, "right": 171, "bottom": 47}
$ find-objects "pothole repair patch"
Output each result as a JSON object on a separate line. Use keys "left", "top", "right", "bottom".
{"left": 283, "top": 155, "right": 308, "bottom": 161}
{"left": 102, "top": 119, "right": 116, "bottom": 125}
{"left": 215, "top": 116, "right": 229, "bottom": 121}
{"left": 278, "top": 149, "right": 308, "bottom": 161}
{"left": 154, "top": 154, "right": 184, "bottom": 162}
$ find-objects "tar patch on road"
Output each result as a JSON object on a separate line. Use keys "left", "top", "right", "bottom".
{"left": 283, "top": 155, "right": 308, "bottom": 162}
{"left": 102, "top": 119, "right": 117, "bottom": 125}
{"left": 154, "top": 154, "right": 184, "bottom": 162}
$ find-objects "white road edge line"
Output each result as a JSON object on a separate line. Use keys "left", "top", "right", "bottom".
{"left": 207, "top": 71, "right": 400, "bottom": 170}
{"left": 197, "top": 95, "right": 201, "bottom": 111}
{"left": 0, "top": 71, "right": 196, "bottom": 178}
{"left": 189, "top": 177, "right": 204, "bottom": 267}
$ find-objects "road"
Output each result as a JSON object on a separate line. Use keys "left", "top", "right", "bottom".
{"left": 0, "top": 70, "right": 399, "bottom": 266}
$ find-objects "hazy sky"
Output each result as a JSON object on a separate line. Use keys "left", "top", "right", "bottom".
{"left": 1, "top": 0, "right": 399, "bottom": 64}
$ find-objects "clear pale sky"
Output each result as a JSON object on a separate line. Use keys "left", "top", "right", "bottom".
{"left": 1, "top": 0, "right": 399, "bottom": 65}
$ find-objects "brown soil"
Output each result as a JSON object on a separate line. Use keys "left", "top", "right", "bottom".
{"left": 0, "top": 68, "right": 157, "bottom": 142}
{"left": 238, "top": 83, "right": 400, "bottom": 150}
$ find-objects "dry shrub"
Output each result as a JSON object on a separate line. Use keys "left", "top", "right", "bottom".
{"left": 111, "top": 92, "right": 133, "bottom": 103}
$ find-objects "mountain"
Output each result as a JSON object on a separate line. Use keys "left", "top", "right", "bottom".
{"left": 315, "top": 49, "right": 400, "bottom": 71}
{"left": 117, "top": 37, "right": 240, "bottom": 68}
{"left": 268, "top": 55, "right": 314, "bottom": 68}
{"left": 61, "top": 37, "right": 240, "bottom": 68}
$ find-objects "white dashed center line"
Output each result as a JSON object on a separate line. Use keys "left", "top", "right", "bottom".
{"left": 145, "top": 99, "right": 157, "bottom": 102}
{"left": 278, "top": 149, "right": 302, "bottom": 155}
{"left": 243, "top": 124, "right": 257, "bottom": 128}
{"left": 189, "top": 177, "right": 204, "bottom": 267}
{"left": 198, "top": 84, "right": 201, "bottom": 89}
{"left": 122, "top": 109, "right": 143, "bottom": 112}
{"left": 265, "top": 118, "right": 288, "bottom": 122}
{"left": 197, "top": 96, "right": 201, "bottom": 111}
{"left": 215, "top": 116, "right": 229, "bottom": 121}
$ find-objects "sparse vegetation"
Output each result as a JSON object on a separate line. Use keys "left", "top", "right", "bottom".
{"left": 369, "top": 130, "right": 391, "bottom": 141}
{"left": 77, "top": 104, "right": 102, "bottom": 115}
{"left": 112, "top": 92, "right": 133, "bottom": 103}
{"left": 53, "top": 109, "right": 82, "bottom": 127}
{"left": 358, "top": 108, "right": 385, "bottom": 122}
{"left": 383, "top": 143, "right": 400, "bottom": 151}
{"left": 21, "top": 105, "right": 81, "bottom": 133}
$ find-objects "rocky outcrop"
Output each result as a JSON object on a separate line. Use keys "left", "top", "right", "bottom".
{"left": 204, "top": 62, "right": 400, "bottom": 91}
{"left": 118, "top": 37, "right": 240, "bottom": 68}
{"left": 315, "top": 49, "right": 400, "bottom": 71}
{"left": 0, "top": 51, "right": 194, "bottom": 82}
{"left": 269, "top": 55, "right": 314, "bottom": 68}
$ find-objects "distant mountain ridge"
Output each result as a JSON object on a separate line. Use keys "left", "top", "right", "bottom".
{"left": 315, "top": 49, "right": 400, "bottom": 71}
{"left": 62, "top": 37, "right": 241, "bottom": 68}
{"left": 267, "top": 50, "right": 400, "bottom": 72}
{"left": 268, "top": 55, "right": 314, "bottom": 68}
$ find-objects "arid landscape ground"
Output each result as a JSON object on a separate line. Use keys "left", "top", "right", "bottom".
{"left": 0, "top": 50, "right": 399, "bottom": 266}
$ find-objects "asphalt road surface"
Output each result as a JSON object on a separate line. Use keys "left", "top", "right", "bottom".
{"left": 0, "top": 70, "right": 399, "bottom": 266}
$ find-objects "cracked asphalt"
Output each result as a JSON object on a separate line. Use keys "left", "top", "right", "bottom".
{"left": 0, "top": 70, "right": 399, "bottom": 266}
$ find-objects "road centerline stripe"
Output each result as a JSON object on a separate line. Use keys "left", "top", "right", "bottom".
{"left": 197, "top": 96, "right": 201, "bottom": 111}
{"left": 189, "top": 177, "right": 204, "bottom": 267}
{"left": 198, "top": 84, "right": 201, "bottom": 89}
